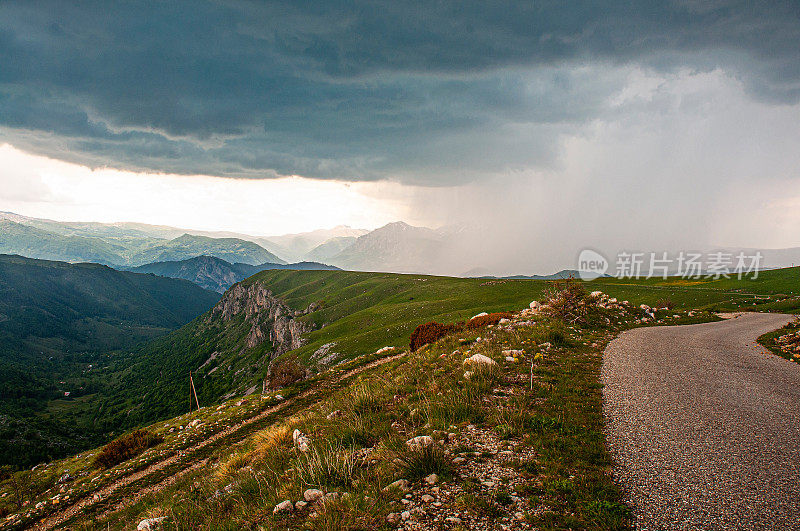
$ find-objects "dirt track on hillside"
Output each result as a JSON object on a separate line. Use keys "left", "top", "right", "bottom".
{"left": 33, "top": 351, "right": 408, "bottom": 530}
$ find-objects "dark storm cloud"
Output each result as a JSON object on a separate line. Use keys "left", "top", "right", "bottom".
{"left": 1, "top": 0, "right": 798, "bottom": 182}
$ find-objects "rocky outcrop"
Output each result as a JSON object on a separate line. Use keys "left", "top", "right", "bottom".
{"left": 208, "top": 282, "right": 316, "bottom": 356}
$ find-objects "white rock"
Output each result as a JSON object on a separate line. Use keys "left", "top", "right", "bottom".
{"left": 376, "top": 346, "right": 395, "bottom": 354}
{"left": 387, "top": 512, "right": 401, "bottom": 525}
{"left": 295, "top": 500, "right": 308, "bottom": 510}
{"left": 590, "top": 291, "right": 604, "bottom": 299}
{"left": 529, "top": 301, "right": 541, "bottom": 309}
{"left": 137, "top": 517, "right": 167, "bottom": 531}
{"left": 498, "top": 318, "right": 511, "bottom": 325}
{"left": 303, "top": 488, "right": 324, "bottom": 502}
{"left": 421, "top": 494, "right": 435, "bottom": 503}
{"left": 406, "top": 436, "right": 435, "bottom": 451}
{"left": 424, "top": 473, "right": 439, "bottom": 485}
{"left": 273, "top": 499, "right": 293, "bottom": 514}
{"left": 401, "top": 510, "right": 412, "bottom": 520}
{"left": 293, "top": 429, "right": 311, "bottom": 452}
{"left": 463, "top": 354, "right": 497, "bottom": 366}
{"left": 471, "top": 312, "right": 488, "bottom": 320}
{"left": 502, "top": 349, "right": 524, "bottom": 357}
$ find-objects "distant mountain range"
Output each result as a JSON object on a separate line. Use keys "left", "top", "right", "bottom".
{"left": 257, "top": 226, "right": 369, "bottom": 262}
{"left": 4, "top": 211, "right": 800, "bottom": 277}
{"left": 0, "top": 213, "right": 284, "bottom": 267}
{"left": 128, "top": 255, "right": 340, "bottom": 292}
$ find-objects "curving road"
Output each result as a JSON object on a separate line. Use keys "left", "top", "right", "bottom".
{"left": 603, "top": 312, "right": 800, "bottom": 530}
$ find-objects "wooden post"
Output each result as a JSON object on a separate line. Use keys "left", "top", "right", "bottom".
{"left": 190, "top": 371, "right": 200, "bottom": 410}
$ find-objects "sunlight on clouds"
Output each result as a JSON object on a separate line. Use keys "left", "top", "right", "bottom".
{"left": 0, "top": 144, "right": 410, "bottom": 235}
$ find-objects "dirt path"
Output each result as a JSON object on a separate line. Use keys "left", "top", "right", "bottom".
{"left": 33, "top": 351, "right": 407, "bottom": 530}
{"left": 603, "top": 312, "right": 799, "bottom": 529}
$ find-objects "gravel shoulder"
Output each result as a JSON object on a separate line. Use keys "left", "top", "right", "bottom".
{"left": 603, "top": 312, "right": 799, "bottom": 530}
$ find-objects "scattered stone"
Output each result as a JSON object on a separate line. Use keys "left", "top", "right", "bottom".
{"left": 401, "top": 510, "right": 412, "bottom": 520}
{"left": 322, "top": 492, "right": 340, "bottom": 503}
{"left": 273, "top": 499, "right": 293, "bottom": 514}
{"left": 295, "top": 500, "right": 308, "bottom": 510}
{"left": 406, "top": 435, "right": 435, "bottom": 451}
{"left": 453, "top": 456, "right": 466, "bottom": 464}
{"left": 137, "top": 517, "right": 167, "bottom": 531}
{"left": 384, "top": 479, "right": 411, "bottom": 493}
{"left": 424, "top": 473, "right": 439, "bottom": 485}
{"left": 463, "top": 353, "right": 497, "bottom": 367}
{"left": 387, "top": 513, "right": 401, "bottom": 525}
{"left": 421, "top": 494, "right": 435, "bottom": 503}
{"left": 303, "top": 488, "right": 324, "bottom": 502}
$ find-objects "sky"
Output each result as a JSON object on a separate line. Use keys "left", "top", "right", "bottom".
{"left": 1, "top": 1, "right": 799, "bottom": 272}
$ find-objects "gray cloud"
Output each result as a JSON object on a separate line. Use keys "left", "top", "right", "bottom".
{"left": 0, "top": 1, "right": 798, "bottom": 183}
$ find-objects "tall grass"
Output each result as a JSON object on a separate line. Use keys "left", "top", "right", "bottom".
{"left": 294, "top": 442, "right": 358, "bottom": 490}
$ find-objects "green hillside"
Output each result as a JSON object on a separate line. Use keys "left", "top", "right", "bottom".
{"left": 103, "top": 267, "right": 799, "bottom": 437}
{"left": 0, "top": 255, "right": 220, "bottom": 468}
{"left": 588, "top": 267, "right": 800, "bottom": 313}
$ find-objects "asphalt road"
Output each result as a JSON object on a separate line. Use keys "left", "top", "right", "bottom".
{"left": 602, "top": 313, "right": 800, "bottom": 530}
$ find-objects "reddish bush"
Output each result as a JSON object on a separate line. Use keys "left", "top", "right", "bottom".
{"left": 267, "top": 357, "right": 308, "bottom": 389}
{"left": 409, "top": 322, "right": 461, "bottom": 351}
{"left": 466, "top": 312, "right": 513, "bottom": 330}
{"left": 94, "top": 429, "right": 163, "bottom": 469}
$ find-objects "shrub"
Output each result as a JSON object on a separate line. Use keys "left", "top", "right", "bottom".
{"left": 93, "top": 429, "right": 163, "bottom": 469}
{"left": 266, "top": 357, "right": 307, "bottom": 389}
{"left": 655, "top": 298, "right": 674, "bottom": 309}
{"left": 542, "top": 278, "right": 593, "bottom": 324}
{"left": 466, "top": 312, "right": 513, "bottom": 329}
{"left": 409, "top": 322, "right": 461, "bottom": 351}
